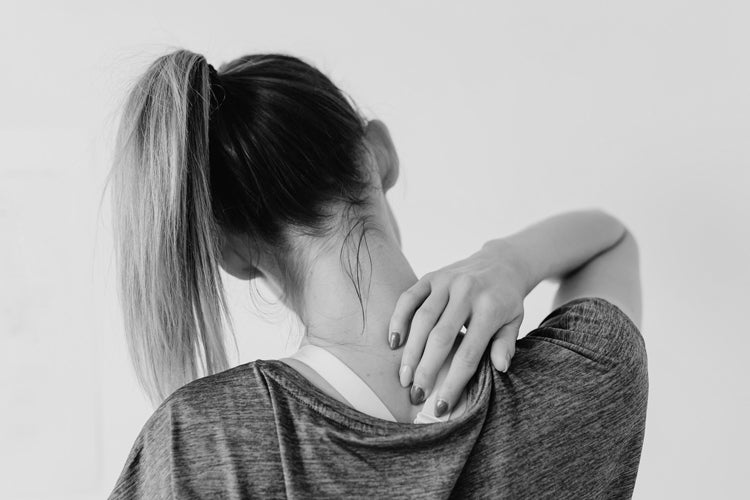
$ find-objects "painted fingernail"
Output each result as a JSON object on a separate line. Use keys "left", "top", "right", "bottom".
{"left": 388, "top": 331, "right": 401, "bottom": 350}
{"left": 435, "top": 399, "right": 449, "bottom": 417}
{"left": 410, "top": 385, "right": 425, "bottom": 405}
{"left": 399, "top": 365, "right": 412, "bottom": 387}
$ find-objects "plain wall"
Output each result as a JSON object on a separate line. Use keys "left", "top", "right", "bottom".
{"left": 1, "top": 1, "right": 748, "bottom": 498}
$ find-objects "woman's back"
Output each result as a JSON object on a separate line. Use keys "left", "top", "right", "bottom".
{"left": 109, "top": 297, "right": 648, "bottom": 499}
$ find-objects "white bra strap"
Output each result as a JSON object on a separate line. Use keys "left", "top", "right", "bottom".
{"left": 288, "top": 344, "right": 398, "bottom": 422}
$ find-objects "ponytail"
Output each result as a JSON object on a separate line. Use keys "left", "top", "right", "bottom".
{"left": 112, "top": 49, "right": 371, "bottom": 407}
{"left": 111, "top": 50, "right": 231, "bottom": 407}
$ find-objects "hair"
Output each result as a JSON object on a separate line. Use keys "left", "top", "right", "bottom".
{"left": 111, "top": 49, "right": 376, "bottom": 407}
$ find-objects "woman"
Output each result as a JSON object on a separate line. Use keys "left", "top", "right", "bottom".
{"left": 109, "top": 49, "right": 647, "bottom": 499}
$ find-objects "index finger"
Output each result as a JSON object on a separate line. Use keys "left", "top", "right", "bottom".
{"left": 388, "top": 278, "right": 431, "bottom": 350}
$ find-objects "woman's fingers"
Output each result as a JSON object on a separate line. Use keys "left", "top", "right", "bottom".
{"left": 489, "top": 315, "right": 522, "bottom": 373}
{"left": 388, "top": 278, "right": 432, "bottom": 350}
{"left": 409, "top": 297, "right": 470, "bottom": 405}
{"left": 389, "top": 272, "right": 524, "bottom": 418}
{"left": 396, "top": 286, "right": 449, "bottom": 388}
{"left": 432, "top": 308, "right": 497, "bottom": 416}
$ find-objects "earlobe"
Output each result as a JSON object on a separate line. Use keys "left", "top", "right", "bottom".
{"left": 219, "top": 233, "right": 261, "bottom": 281}
{"left": 219, "top": 245, "right": 251, "bottom": 280}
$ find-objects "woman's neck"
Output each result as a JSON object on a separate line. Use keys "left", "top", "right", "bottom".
{"left": 281, "top": 232, "right": 425, "bottom": 422}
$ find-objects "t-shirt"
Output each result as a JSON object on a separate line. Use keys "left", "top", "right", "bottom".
{"left": 109, "top": 297, "right": 649, "bottom": 499}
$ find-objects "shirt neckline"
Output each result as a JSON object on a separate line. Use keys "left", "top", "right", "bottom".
{"left": 254, "top": 349, "right": 494, "bottom": 436}
{"left": 287, "top": 344, "right": 400, "bottom": 422}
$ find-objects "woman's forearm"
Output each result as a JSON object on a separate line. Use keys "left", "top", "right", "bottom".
{"left": 482, "top": 209, "right": 627, "bottom": 296}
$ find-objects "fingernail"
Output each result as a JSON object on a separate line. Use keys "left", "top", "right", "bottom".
{"left": 388, "top": 331, "right": 401, "bottom": 350}
{"left": 410, "top": 385, "right": 425, "bottom": 405}
{"left": 399, "top": 365, "right": 412, "bottom": 387}
{"left": 435, "top": 399, "right": 449, "bottom": 417}
{"left": 503, "top": 353, "right": 512, "bottom": 373}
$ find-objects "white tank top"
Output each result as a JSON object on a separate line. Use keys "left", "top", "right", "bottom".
{"left": 287, "top": 344, "right": 468, "bottom": 424}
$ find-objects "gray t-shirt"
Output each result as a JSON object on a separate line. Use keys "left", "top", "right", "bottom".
{"left": 109, "top": 297, "right": 648, "bottom": 499}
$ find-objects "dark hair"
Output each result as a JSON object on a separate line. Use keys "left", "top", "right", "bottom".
{"left": 111, "top": 49, "right": 375, "bottom": 405}
{"left": 210, "top": 53, "right": 375, "bottom": 305}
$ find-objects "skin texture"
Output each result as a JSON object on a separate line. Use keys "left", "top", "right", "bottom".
{"left": 220, "top": 119, "right": 642, "bottom": 421}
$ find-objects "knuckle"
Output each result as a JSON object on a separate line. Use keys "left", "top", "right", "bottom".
{"left": 412, "top": 365, "right": 433, "bottom": 386}
{"left": 441, "top": 373, "right": 468, "bottom": 398}
{"left": 428, "top": 326, "right": 455, "bottom": 348}
{"left": 436, "top": 270, "right": 457, "bottom": 285}
{"left": 414, "top": 305, "right": 438, "bottom": 323}
{"left": 475, "top": 293, "right": 500, "bottom": 317}
{"left": 400, "top": 346, "right": 420, "bottom": 367}
{"left": 437, "top": 378, "right": 457, "bottom": 397}
{"left": 452, "top": 274, "right": 477, "bottom": 294}
{"left": 397, "top": 288, "right": 418, "bottom": 305}
{"left": 422, "top": 271, "right": 437, "bottom": 282}
{"left": 475, "top": 291, "right": 497, "bottom": 309}
{"left": 455, "top": 345, "right": 484, "bottom": 369}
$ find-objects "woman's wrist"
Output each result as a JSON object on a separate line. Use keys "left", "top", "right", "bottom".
{"left": 479, "top": 237, "right": 538, "bottom": 297}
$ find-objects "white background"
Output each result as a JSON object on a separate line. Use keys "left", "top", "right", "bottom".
{"left": 1, "top": 1, "right": 748, "bottom": 498}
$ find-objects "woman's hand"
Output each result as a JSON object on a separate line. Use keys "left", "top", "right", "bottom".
{"left": 388, "top": 239, "right": 529, "bottom": 416}
{"left": 387, "top": 210, "right": 634, "bottom": 418}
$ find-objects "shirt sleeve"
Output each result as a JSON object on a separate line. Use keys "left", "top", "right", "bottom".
{"left": 510, "top": 296, "right": 650, "bottom": 447}
{"left": 108, "top": 403, "right": 175, "bottom": 500}
{"left": 524, "top": 296, "right": 647, "bottom": 372}
{"left": 483, "top": 302, "right": 648, "bottom": 498}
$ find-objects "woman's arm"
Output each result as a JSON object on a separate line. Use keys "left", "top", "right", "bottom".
{"left": 389, "top": 209, "right": 641, "bottom": 415}
{"left": 485, "top": 209, "right": 641, "bottom": 326}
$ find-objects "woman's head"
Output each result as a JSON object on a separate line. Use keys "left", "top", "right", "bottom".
{"left": 112, "top": 49, "right": 400, "bottom": 406}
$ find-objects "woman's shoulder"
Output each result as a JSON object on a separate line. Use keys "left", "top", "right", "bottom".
{"left": 492, "top": 296, "right": 649, "bottom": 425}
{"left": 502, "top": 296, "right": 649, "bottom": 405}
{"left": 108, "top": 362, "right": 277, "bottom": 499}
{"left": 117, "top": 364, "right": 274, "bottom": 463}
{"left": 481, "top": 297, "right": 648, "bottom": 498}
{"left": 157, "top": 361, "right": 274, "bottom": 421}
{"left": 122, "top": 361, "right": 277, "bottom": 456}
{"left": 524, "top": 296, "right": 646, "bottom": 368}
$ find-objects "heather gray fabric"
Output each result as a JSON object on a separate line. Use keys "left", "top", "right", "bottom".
{"left": 109, "top": 297, "right": 648, "bottom": 499}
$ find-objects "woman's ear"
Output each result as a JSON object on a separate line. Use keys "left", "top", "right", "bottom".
{"left": 219, "top": 232, "right": 262, "bottom": 281}
{"left": 365, "top": 119, "right": 399, "bottom": 191}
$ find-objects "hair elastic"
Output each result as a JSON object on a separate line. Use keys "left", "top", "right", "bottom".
{"left": 207, "top": 63, "right": 225, "bottom": 117}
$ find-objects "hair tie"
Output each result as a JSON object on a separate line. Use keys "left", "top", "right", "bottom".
{"left": 208, "top": 64, "right": 219, "bottom": 85}
{"left": 207, "top": 64, "right": 225, "bottom": 118}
